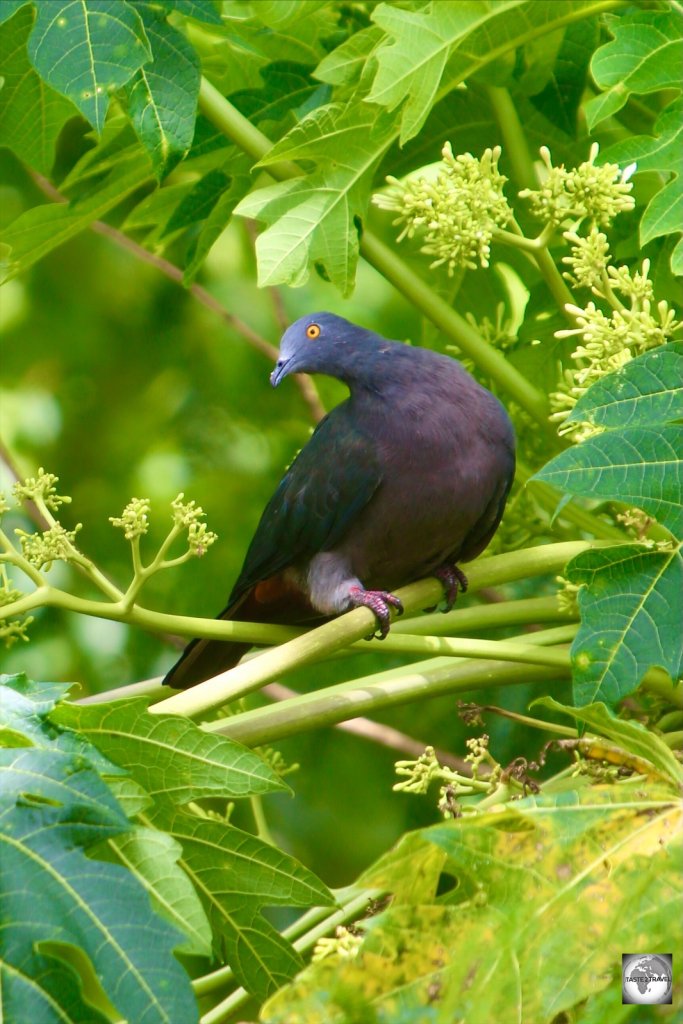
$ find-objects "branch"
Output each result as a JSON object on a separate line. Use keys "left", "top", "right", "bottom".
{"left": 28, "top": 171, "right": 325, "bottom": 426}
{"left": 150, "top": 541, "right": 600, "bottom": 717}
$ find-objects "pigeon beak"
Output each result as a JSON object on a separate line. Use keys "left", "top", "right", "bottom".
{"left": 270, "top": 356, "right": 293, "bottom": 387}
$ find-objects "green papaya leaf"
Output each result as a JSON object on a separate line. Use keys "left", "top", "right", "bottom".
{"left": 601, "top": 99, "right": 683, "bottom": 275}
{"left": 532, "top": 696, "right": 683, "bottom": 786}
{"left": 50, "top": 696, "right": 286, "bottom": 804}
{"left": 535, "top": 425, "right": 682, "bottom": 536}
{"left": 585, "top": 9, "right": 683, "bottom": 130}
{"left": 566, "top": 341, "right": 683, "bottom": 431}
{"left": 263, "top": 784, "right": 682, "bottom": 1024}
{"left": 0, "top": 748, "right": 198, "bottom": 1024}
{"left": 28, "top": 0, "right": 152, "bottom": 132}
{"left": 97, "top": 826, "right": 213, "bottom": 957}
{"left": 123, "top": 3, "right": 200, "bottom": 178}
{"left": 565, "top": 543, "right": 683, "bottom": 707}
{"left": 535, "top": 344, "right": 683, "bottom": 706}
{"left": 235, "top": 101, "right": 397, "bottom": 295}
{"left": 151, "top": 804, "right": 335, "bottom": 998}
{"left": 0, "top": 3, "right": 77, "bottom": 174}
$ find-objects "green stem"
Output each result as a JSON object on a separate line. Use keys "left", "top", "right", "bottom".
{"left": 392, "top": 595, "right": 575, "bottom": 636}
{"left": 366, "top": 624, "right": 577, "bottom": 663}
{"left": 150, "top": 541, "right": 599, "bottom": 718}
{"left": 198, "top": 78, "right": 549, "bottom": 427}
{"left": 486, "top": 85, "right": 576, "bottom": 315}
{"left": 210, "top": 658, "right": 568, "bottom": 749}
{"left": 249, "top": 796, "right": 275, "bottom": 845}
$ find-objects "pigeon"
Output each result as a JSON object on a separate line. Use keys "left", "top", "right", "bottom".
{"left": 163, "top": 312, "right": 515, "bottom": 689}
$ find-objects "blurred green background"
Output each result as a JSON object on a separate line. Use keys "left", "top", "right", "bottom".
{"left": 0, "top": 147, "right": 568, "bottom": 885}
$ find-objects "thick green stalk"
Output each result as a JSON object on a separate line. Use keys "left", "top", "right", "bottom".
{"left": 391, "top": 595, "right": 574, "bottom": 636}
{"left": 208, "top": 658, "right": 568, "bottom": 748}
{"left": 151, "top": 541, "right": 597, "bottom": 718}
{"left": 362, "top": 624, "right": 577, "bottom": 662}
{"left": 197, "top": 79, "right": 549, "bottom": 425}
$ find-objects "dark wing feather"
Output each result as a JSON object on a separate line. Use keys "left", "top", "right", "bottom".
{"left": 228, "top": 403, "right": 383, "bottom": 605}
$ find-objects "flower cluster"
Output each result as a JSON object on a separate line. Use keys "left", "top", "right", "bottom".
{"left": 15, "top": 522, "right": 83, "bottom": 570}
{"left": 0, "top": 566, "right": 33, "bottom": 648}
{"left": 12, "top": 468, "right": 71, "bottom": 513}
{"left": 551, "top": 259, "right": 681, "bottom": 437}
{"left": 393, "top": 745, "right": 442, "bottom": 794}
{"left": 556, "top": 576, "right": 580, "bottom": 617}
{"left": 110, "top": 497, "right": 151, "bottom": 539}
{"left": 171, "top": 494, "right": 217, "bottom": 557}
{"left": 312, "top": 926, "right": 363, "bottom": 963}
{"left": 520, "top": 143, "right": 635, "bottom": 228}
{"left": 373, "top": 143, "right": 512, "bottom": 272}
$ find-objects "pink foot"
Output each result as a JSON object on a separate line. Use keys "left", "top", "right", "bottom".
{"left": 348, "top": 586, "right": 404, "bottom": 639}
{"left": 433, "top": 565, "right": 468, "bottom": 612}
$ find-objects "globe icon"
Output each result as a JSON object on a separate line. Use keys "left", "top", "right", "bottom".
{"left": 623, "top": 954, "right": 673, "bottom": 1004}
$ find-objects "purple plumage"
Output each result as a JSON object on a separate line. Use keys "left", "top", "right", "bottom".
{"left": 164, "top": 313, "right": 515, "bottom": 689}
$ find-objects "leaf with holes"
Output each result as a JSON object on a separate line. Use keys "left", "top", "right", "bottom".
{"left": 263, "top": 785, "right": 682, "bottom": 1024}
{"left": 27, "top": 0, "right": 152, "bottom": 132}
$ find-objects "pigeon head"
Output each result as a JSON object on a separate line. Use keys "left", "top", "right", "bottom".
{"left": 270, "top": 312, "right": 383, "bottom": 387}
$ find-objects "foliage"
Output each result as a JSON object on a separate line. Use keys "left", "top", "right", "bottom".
{"left": 1, "top": 0, "right": 682, "bottom": 1021}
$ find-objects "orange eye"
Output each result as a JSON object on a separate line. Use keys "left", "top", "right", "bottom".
{"left": 306, "top": 323, "right": 321, "bottom": 339}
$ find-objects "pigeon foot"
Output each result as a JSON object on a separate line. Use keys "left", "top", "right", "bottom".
{"left": 432, "top": 564, "right": 468, "bottom": 613}
{"left": 348, "top": 586, "right": 404, "bottom": 639}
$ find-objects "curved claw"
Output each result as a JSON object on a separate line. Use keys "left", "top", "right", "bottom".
{"left": 433, "top": 564, "right": 468, "bottom": 613}
{"left": 348, "top": 586, "right": 404, "bottom": 640}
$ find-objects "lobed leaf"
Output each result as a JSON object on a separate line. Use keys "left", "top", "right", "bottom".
{"left": 151, "top": 805, "right": 334, "bottom": 997}
{"left": 584, "top": 9, "right": 683, "bottom": 130}
{"left": 27, "top": 0, "right": 152, "bottom": 132}
{"left": 567, "top": 341, "right": 683, "bottom": 431}
{"left": 0, "top": 749, "right": 197, "bottom": 1024}
{"left": 534, "top": 342, "right": 683, "bottom": 701}
{"left": 98, "top": 826, "right": 213, "bottom": 958}
{"left": 235, "top": 101, "right": 397, "bottom": 294}
{"left": 601, "top": 99, "right": 683, "bottom": 275}
{"left": 368, "top": 0, "right": 526, "bottom": 144}
{"left": 123, "top": 3, "right": 200, "bottom": 178}
{"left": 565, "top": 543, "right": 683, "bottom": 707}
{"left": 535, "top": 424, "right": 683, "bottom": 536}
{"left": 263, "top": 784, "right": 682, "bottom": 1023}
{"left": 0, "top": 3, "right": 77, "bottom": 174}
{"left": 50, "top": 696, "right": 285, "bottom": 804}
